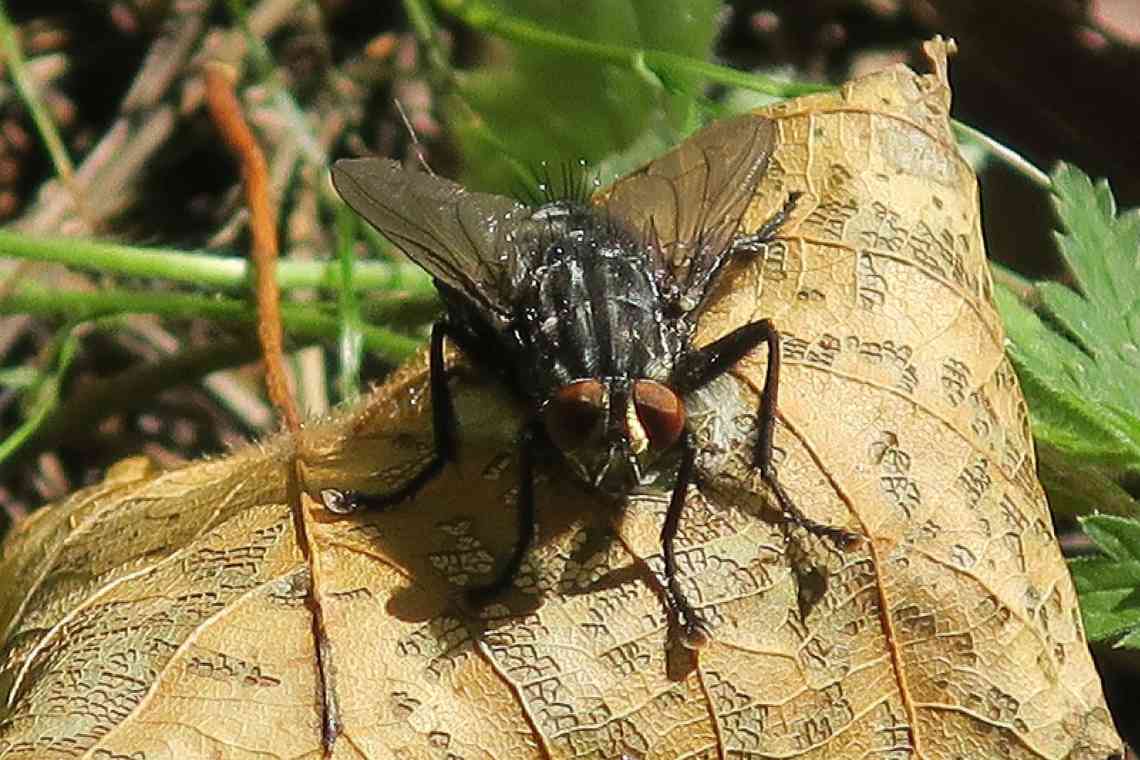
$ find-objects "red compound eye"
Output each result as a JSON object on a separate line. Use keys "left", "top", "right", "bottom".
{"left": 543, "top": 379, "right": 606, "bottom": 451}
{"left": 633, "top": 380, "right": 685, "bottom": 451}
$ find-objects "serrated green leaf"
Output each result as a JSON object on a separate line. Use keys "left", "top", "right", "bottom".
{"left": 1069, "top": 556, "right": 1140, "bottom": 643}
{"left": 1081, "top": 514, "right": 1140, "bottom": 562}
{"left": 1037, "top": 444, "right": 1140, "bottom": 519}
{"left": 996, "top": 286, "right": 1139, "bottom": 469}
{"left": 1051, "top": 164, "right": 1140, "bottom": 320}
{"left": 1070, "top": 515, "right": 1140, "bottom": 646}
{"left": 1034, "top": 281, "right": 1104, "bottom": 356}
{"left": 1116, "top": 624, "right": 1140, "bottom": 649}
{"left": 994, "top": 165, "right": 1140, "bottom": 501}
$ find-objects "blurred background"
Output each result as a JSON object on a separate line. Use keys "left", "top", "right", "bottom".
{"left": 0, "top": 0, "right": 1137, "bottom": 749}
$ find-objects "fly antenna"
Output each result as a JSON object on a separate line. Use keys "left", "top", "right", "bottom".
{"left": 394, "top": 98, "right": 436, "bottom": 176}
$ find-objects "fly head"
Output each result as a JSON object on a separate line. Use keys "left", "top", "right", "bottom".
{"left": 541, "top": 377, "right": 686, "bottom": 496}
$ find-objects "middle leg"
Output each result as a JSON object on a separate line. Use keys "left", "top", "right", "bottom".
{"left": 673, "top": 319, "right": 859, "bottom": 546}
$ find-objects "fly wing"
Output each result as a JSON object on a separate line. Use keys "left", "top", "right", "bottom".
{"left": 601, "top": 113, "right": 777, "bottom": 315}
{"left": 332, "top": 158, "right": 529, "bottom": 320}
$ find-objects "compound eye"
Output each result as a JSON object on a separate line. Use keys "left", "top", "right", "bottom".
{"left": 633, "top": 380, "right": 685, "bottom": 451}
{"left": 543, "top": 379, "right": 606, "bottom": 452}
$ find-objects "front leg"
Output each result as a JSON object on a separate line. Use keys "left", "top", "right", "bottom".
{"left": 465, "top": 422, "right": 540, "bottom": 607}
{"left": 320, "top": 320, "right": 459, "bottom": 514}
{"left": 673, "top": 319, "right": 859, "bottom": 547}
{"left": 660, "top": 432, "right": 711, "bottom": 649}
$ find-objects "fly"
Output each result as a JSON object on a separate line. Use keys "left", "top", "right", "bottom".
{"left": 325, "top": 113, "right": 858, "bottom": 648}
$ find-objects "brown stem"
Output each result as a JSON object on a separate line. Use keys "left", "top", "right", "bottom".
{"left": 203, "top": 62, "right": 300, "bottom": 433}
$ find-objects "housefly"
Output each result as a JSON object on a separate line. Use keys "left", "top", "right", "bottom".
{"left": 325, "top": 113, "right": 857, "bottom": 648}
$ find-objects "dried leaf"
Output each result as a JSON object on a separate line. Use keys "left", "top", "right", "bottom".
{"left": 0, "top": 39, "right": 1123, "bottom": 759}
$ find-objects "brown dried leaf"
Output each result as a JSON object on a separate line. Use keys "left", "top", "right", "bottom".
{"left": 0, "top": 39, "right": 1124, "bottom": 759}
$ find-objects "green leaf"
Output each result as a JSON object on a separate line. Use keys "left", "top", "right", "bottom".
{"left": 1070, "top": 515, "right": 1140, "bottom": 648}
{"left": 996, "top": 286, "right": 1138, "bottom": 469}
{"left": 1037, "top": 444, "right": 1140, "bottom": 519}
{"left": 449, "top": 0, "right": 721, "bottom": 194}
{"left": 1081, "top": 514, "right": 1140, "bottom": 562}
{"left": 1117, "top": 625, "right": 1140, "bottom": 649}
{"left": 995, "top": 164, "right": 1140, "bottom": 518}
{"left": 1051, "top": 165, "right": 1140, "bottom": 324}
{"left": 1070, "top": 556, "right": 1140, "bottom": 646}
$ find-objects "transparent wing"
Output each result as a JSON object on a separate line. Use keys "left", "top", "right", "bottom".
{"left": 332, "top": 158, "right": 529, "bottom": 319}
{"left": 602, "top": 113, "right": 777, "bottom": 314}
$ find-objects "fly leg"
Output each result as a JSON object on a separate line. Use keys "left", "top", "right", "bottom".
{"left": 737, "top": 321, "right": 859, "bottom": 546}
{"left": 669, "top": 193, "right": 803, "bottom": 317}
{"left": 465, "top": 422, "right": 539, "bottom": 608}
{"left": 729, "top": 191, "right": 803, "bottom": 254}
{"left": 660, "top": 433, "right": 710, "bottom": 649}
{"left": 320, "top": 321, "right": 458, "bottom": 514}
{"left": 673, "top": 319, "right": 860, "bottom": 558}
